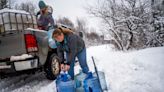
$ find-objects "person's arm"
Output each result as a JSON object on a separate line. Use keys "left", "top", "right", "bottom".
{"left": 36, "top": 11, "right": 40, "bottom": 17}
{"left": 66, "top": 35, "right": 78, "bottom": 65}
{"left": 57, "top": 46, "right": 64, "bottom": 64}
{"left": 47, "top": 13, "right": 55, "bottom": 26}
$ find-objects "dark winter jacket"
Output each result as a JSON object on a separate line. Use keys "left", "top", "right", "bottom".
{"left": 56, "top": 33, "right": 85, "bottom": 65}
{"left": 37, "top": 12, "right": 55, "bottom": 30}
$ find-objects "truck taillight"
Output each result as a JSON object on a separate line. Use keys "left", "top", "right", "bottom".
{"left": 24, "top": 34, "right": 38, "bottom": 53}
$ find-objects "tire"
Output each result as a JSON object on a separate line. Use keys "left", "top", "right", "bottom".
{"left": 44, "top": 54, "right": 60, "bottom": 80}
{"left": 0, "top": 73, "right": 7, "bottom": 79}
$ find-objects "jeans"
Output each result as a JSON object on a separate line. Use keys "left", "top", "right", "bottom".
{"left": 66, "top": 48, "right": 89, "bottom": 79}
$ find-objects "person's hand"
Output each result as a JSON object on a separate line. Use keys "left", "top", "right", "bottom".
{"left": 60, "top": 64, "right": 65, "bottom": 71}
{"left": 64, "top": 65, "right": 70, "bottom": 71}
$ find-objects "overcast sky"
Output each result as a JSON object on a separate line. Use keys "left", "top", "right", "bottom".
{"left": 15, "top": 0, "right": 101, "bottom": 31}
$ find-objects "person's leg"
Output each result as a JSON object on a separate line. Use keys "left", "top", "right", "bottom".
{"left": 66, "top": 53, "right": 75, "bottom": 79}
{"left": 77, "top": 48, "right": 89, "bottom": 74}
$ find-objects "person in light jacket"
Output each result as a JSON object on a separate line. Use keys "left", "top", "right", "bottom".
{"left": 37, "top": 1, "right": 55, "bottom": 30}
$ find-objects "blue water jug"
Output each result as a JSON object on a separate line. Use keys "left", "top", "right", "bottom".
{"left": 47, "top": 28, "right": 57, "bottom": 49}
{"left": 83, "top": 72, "right": 102, "bottom": 92}
{"left": 56, "top": 71, "right": 75, "bottom": 92}
{"left": 75, "top": 70, "right": 87, "bottom": 92}
{"left": 93, "top": 71, "right": 108, "bottom": 91}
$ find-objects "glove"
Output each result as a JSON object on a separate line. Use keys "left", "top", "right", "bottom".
{"left": 60, "top": 63, "right": 70, "bottom": 72}
{"left": 60, "top": 63, "right": 65, "bottom": 71}
{"left": 64, "top": 64, "right": 70, "bottom": 71}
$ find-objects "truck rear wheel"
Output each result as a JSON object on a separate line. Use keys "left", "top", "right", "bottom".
{"left": 44, "top": 54, "right": 60, "bottom": 80}
{"left": 0, "top": 73, "right": 7, "bottom": 79}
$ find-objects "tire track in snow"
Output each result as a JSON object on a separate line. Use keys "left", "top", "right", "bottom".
{"left": 0, "top": 74, "right": 29, "bottom": 92}
{"left": 0, "top": 72, "right": 51, "bottom": 92}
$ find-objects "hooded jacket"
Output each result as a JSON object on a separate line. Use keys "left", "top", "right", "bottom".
{"left": 56, "top": 33, "right": 85, "bottom": 65}
{"left": 37, "top": 12, "right": 55, "bottom": 31}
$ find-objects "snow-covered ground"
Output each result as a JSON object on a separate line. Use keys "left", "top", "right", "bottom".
{"left": 0, "top": 44, "right": 164, "bottom": 92}
{"left": 86, "top": 45, "right": 164, "bottom": 92}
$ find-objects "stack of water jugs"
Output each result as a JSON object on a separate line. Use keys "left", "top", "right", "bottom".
{"left": 56, "top": 71, "right": 75, "bottom": 92}
{"left": 56, "top": 70, "right": 108, "bottom": 92}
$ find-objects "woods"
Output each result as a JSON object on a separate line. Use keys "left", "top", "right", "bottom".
{"left": 87, "top": 0, "right": 164, "bottom": 50}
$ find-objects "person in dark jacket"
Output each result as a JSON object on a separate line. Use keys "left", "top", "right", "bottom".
{"left": 37, "top": 1, "right": 55, "bottom": 31}
{"left": 52, "top": 27, "right": 89, "bottom": 79}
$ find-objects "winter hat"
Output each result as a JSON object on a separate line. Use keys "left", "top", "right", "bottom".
{"left": 39, "top": 1, "right": 47, "bottom": 9}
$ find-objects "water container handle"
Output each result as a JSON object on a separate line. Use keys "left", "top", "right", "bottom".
{"left": 59, "top": 71, "right": 71, "bottom": 82}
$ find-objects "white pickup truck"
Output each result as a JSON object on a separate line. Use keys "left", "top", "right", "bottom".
{"left": 0, "top": 8, "right": 60, "bottom": 80}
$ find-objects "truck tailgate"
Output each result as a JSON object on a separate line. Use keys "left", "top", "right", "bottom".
{"left": 0, "top": 32, "right": 26, "bottom": 58}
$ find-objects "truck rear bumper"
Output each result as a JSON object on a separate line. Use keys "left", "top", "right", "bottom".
{"left": 0, "top": 56, "right": 39, "bottom": 73}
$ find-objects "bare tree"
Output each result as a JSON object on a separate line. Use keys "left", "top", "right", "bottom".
{"left": 86, "top": 0, "right": 164, "bottom": 50}
{"left": 14, "top": 2, "right": 36, "bottom": 14}
{"left": 76, "top": 18, "right": 86, "bottom": 32}
{"left": 75, "top": 18, "right": 89, "bottom": 37}
{"left": 147, "top": 0, "right": 164, "bottom": 47}
{"left": 86, "top": 31, "right": 100, "bottom": 41}
{"left": 0, "top": 0, "right": 8, "bottom": 9}
{"left": 57, "top": 17, "right": 74, "bottom": 29}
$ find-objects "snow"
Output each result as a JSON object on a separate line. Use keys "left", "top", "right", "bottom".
{"left": 10, "top": 54, "right": 33, "bottom": 61}
{"left": 155, "top": 17, "right": 164, "bottom": 24}
{"left": 0, "top": 8, "right": 29, "bottom": 14}
{"left": 26, "top": 28, "right": 47, "bottom": 33}
{"left": 86, "top": 45, "right": 164, "bottom": 92}
{"left": 1, "top": 45, "right": 164, "bottom": 92}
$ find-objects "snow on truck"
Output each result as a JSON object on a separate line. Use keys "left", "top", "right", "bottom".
{"left": 0, "top": 8, "right": 60, "bottom": 80}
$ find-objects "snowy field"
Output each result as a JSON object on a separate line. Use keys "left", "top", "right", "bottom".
{"left": 0, "top": 44, "right": 164, "bottom": 92}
